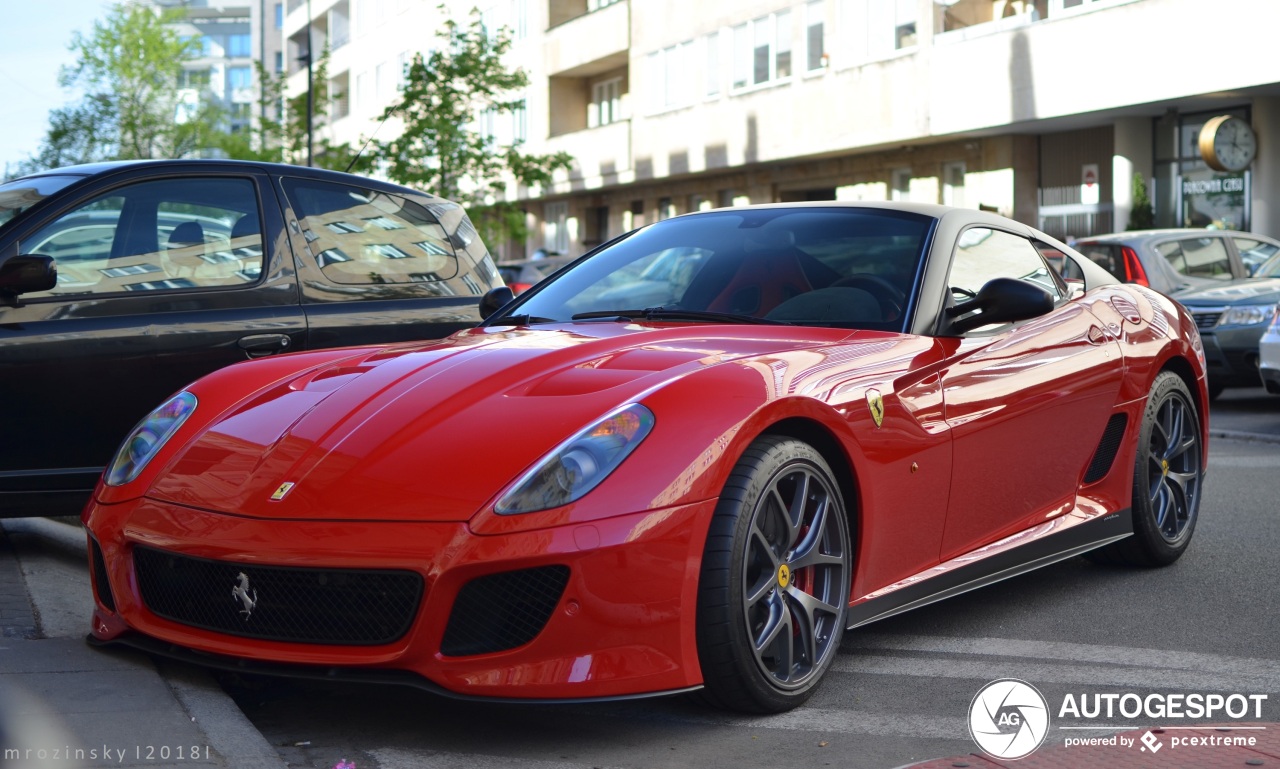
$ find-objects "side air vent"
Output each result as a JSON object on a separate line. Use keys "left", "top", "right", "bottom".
{"left": 1083, "top": 413, "right": 1129, "bottom": 484}
{"left": 440, "top": 565, "right": 570, "bottom": 657}
{"left": 90, "top": 539, "right": 116, "bottom": 612}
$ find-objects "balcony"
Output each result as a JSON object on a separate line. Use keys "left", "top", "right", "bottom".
{"left": 545, "top": 120, "right": 631, "bottom": 187}
{"left": 544, "top": 0, "right": 628, "bottom": 78}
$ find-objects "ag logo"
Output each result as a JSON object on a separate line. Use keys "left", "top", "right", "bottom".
{"left": 968, "top": 679, "right": 1050, "bottom": 760}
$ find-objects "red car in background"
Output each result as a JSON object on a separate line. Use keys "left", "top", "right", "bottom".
{"left": 85, "top": 203, "right": 1208, "bottom": 713}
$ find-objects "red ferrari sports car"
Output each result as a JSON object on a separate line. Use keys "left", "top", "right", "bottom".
{"left": 84, "top": 202, "right": 1208, "bottom": 713}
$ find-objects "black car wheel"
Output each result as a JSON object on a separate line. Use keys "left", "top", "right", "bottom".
{"left": 1089, "top": 371, "right": 1203, "bottom": 567}
{"left": 696, "top": 436, "right": 851, "bottom": 713}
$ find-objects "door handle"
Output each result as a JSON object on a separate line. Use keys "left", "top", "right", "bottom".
{"left": 238, "top": 333, "right": 292, "bottom": 358}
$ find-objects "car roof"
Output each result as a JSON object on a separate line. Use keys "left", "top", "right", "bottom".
{"left": 16, "top": 159, "right": 444, "bottom": 202}
{"left": 1077, "top": 228, "right": 1258, "bottom": 244}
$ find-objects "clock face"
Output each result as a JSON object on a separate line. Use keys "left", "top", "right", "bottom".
{"left": 1201, "top": 116, "right": 1257, "bottom": 172}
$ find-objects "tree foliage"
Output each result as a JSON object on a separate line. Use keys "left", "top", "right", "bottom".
{"left": 372, "top": 7, "right": 572, "bottom": 247}
{"left": 1128, "top": 172, "right": 1155, "bottom": 230}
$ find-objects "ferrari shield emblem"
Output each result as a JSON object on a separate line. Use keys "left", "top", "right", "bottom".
{"left": 866, "top": 389, "right": 885, "bottom": 428}
{"left": 270, "top": 482, "right": 295, "bottom": 501}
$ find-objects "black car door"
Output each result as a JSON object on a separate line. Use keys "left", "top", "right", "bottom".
{"left": 0, "top": 165, "right": 305, "bottom": 516}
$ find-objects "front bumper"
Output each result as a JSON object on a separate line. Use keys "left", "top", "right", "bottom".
{"left": 84, "top": 496, "right": 717, "bottom": 701}
{"left": 1198, "top": 325, "right": 1267, "bottom": 387}
{"left": 1260, "top": 326, "right": 1280, "bottom": 395}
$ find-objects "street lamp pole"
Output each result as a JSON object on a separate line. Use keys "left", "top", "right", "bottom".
{"left": 305, "top": 0, "right": 314, "bottom": 167}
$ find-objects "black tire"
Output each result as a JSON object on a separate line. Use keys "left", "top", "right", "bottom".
{"left": 1087, "top": 371, "right": 1203, "bottom": 567}
{"left": 695, "top": 436, "right": 851, "bottom": 713}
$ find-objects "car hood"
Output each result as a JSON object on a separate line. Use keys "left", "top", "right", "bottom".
{"left": 147, "top": 323, "right": 846, "bottom": 521}
{"left": 1175, "top": 278, "right": 1280, "bottom": 306}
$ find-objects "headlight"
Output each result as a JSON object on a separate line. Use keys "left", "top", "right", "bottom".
{"left": 105, "top": 392, "right": 197, "bottom": 486}
{"left": 1217, "top": 304, "right": 1277, "bottom": 327}
{"left": 496, "top": 403, "right": 655, "bottom": 515}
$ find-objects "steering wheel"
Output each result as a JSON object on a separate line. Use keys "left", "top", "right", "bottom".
{"left": 831, "top": 274, "right": 906, "bottom": 320}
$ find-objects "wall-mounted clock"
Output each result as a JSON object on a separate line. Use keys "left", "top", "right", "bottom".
{"left": 1198, "top": 115, "right": 1257, "bottom": 173}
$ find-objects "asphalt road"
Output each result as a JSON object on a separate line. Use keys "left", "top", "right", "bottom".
{"left": 218, "top": 438, "right": 1280, "bottom": 769}
{"left": 6, "top": 432, "right": 1277, "bottom": 769}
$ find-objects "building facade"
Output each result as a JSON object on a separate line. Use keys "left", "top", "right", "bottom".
{"left": 278, "top": 0, "right": 1280, "bottom": 260}
{"left": 160, "top": 0, "right": 258, "bottom": 137}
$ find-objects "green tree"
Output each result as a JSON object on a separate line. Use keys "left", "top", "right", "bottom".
{"left": 1128, "top": 172, "right": 1155, "bottom": 230}
{"left": 64, "top": 2, "right": 226, "bottom": 159}
{"left": 372, "top": 7, "right": 573, "bottom": 248}
{"left": 219, "top": 50, "right": 358, "bottom": 171}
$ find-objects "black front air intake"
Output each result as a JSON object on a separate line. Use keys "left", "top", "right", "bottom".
{"left": 440, "top": 565, "right": 570, "bottom": 657}
{"left": 90, "top": 538, "right": 116, "bottom": 612}
{"left": 1083, "top": 413, "right": 1129, "bottom": 484}
{"left": 134, "top": 546, "right": 423, "bottom": 646}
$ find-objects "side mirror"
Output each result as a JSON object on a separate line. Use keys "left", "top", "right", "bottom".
{"left": 0, "top": 254, "right": 57, "bottom": 307}
{"left": 479, "top": 285, "right": 515, "bottom": 319}
{"left": 948, "top": 277, "right": 1054, "bottom": 334}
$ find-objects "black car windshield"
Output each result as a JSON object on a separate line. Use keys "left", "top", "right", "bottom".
{"left": 0, "top": 175, "right": 85, "bottom": 232}
{"left": 501, "top": 207, "right": 933, "bottom": 332}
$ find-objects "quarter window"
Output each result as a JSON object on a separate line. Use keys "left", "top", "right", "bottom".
{"left": 281, "top": 178, "right": 458, "bottom": 285}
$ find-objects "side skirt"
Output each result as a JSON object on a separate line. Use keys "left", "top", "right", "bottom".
{"left": 846, "top": 506, "right": 1132, "bottom": 629}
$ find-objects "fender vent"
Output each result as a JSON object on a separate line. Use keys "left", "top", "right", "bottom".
{"left": 90, "top": 539, "right": 116, "bottom": 612}
{"left": 1084, "top": 413, "right": 1129, "bottom": 484}
{"left": 440, "top": 565, "right": 569, "bottom": 657}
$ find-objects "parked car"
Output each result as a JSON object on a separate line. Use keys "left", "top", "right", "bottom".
{"left": 0, "top": 159, "right": 500, "bottom": 518}
{"left": 496, "top": 254, "right": 575, "bottom": 294}
{"left": 1070, "top": 229, "right": 1277, "bottom": 296}
{"left": 85, "top": 202, "right": 1206, "bottom": 714}
{"left": 1176, "top": 249, "right": 1280, "bottom": 396}
{"left": 1259, "top": 306, "right": 1280, "bottom": 395}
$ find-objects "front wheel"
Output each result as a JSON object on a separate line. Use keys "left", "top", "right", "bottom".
{"left": 1089, "top": 371, "right": 1203, "bottom": 567}
{"left": 695, "top": 436, "right": 852, "bottom": 713}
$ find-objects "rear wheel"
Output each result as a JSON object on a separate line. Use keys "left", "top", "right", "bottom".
{"left": 695, "top": 436, "right": 851, "bottom": 713}
{"left": 1088, "top": 371, "right": 1203, "bottom": 566}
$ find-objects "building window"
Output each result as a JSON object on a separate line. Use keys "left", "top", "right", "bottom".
{"left": 178, "top": 69, "right": 212, "bottom": 89}
{"left": 545, "top": 201, "right": 569, "bottom": 254}
{"left": 513, "top": 98, "right": 527, "bottom": 143}
{"left": 805, "top": 0, "right": 825, "bottom": 71}
{"left": 705, "top": 31, "right": 720, "bottom": 98}
{"left": 942, "top": 161, "right": 966, "bottom": 208}
{"left": 227, "top": 66, "right": 252, "bottom": 91}
{"left": 891, "top": 168, "right": 911, "bottom": 201}
{"left": 733, "top": 12, "right": 792, "bottom": 90}
{"left": 274, "top": 51, "right": 284, "bottom": 73}
{"left": 588, "top": 0, "right": 622, "bottom": 9}
{"left": 228, "top": 34, "right": 252, "bottom": 58}
{"left": 275, "top": 2, "right": 283, "bottom": 28}
{"left": 648, "top": 42, "right": 694, "bottom": 112}
{"left": 840, "top": 0, "right": 917, "bottom": 65}
{"left": 590, "top": 77, "right": 622, "bottom": 128}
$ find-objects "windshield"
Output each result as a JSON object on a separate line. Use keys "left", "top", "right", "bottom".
{"left": 0, "top": 175, "right": 84, "bottom": 231}
{"left": 503, "top": 207, "right": 934, "bottom": 331}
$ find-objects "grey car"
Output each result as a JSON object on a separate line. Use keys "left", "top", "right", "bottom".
{"left": 1070, "top": 229, "right": 1277, "bottom": 296}
{"left": 1176, "top": 252, "right": 1280, "bottom": 397}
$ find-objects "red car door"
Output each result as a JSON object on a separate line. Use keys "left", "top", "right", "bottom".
{"left": 937, "top": 228, "right": 1124, "bottom": 560}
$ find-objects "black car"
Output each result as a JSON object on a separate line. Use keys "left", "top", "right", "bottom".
{"left": 0, "top": 160, "right": 501, "bottom": 518}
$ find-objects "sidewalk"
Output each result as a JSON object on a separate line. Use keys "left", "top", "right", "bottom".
{"left": 0, "top": 519, "right": 285, "bottom": 769}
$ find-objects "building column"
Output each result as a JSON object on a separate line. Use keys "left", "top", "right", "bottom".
{"left": 1250, "top": 96, "right": 1280, "bottom": 238}
{"left": 1112, "top": 117, "right": 1152, "bottom": 233}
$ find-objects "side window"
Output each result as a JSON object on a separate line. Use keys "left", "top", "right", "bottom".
{"left": 1157, "top": 237, "right": 1232, "bottom": 280}
{"left": 1233, "top": 237, "right": 1279, "bottom": 273}
{"left": 21, "top": 178, "right": 263, "bottom": 298}
{"left": 948, "top": 227, "right": 1064, "bottom": 303}
{"left": 281, "top": 178, "right": 458, "bottom": 285}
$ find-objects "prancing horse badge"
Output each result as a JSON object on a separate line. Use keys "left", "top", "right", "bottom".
{"left": 866, "top": 388, "right": 885, "bottom": 428}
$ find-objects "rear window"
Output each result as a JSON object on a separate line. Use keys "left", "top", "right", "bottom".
{"left": 1075, "top": 242, "right": 1125, "bottom": 281}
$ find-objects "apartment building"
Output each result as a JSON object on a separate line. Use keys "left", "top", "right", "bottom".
{"left": 160, "top": 0, "right": 258, "bottom": 137}
{"left": 279, "top": 0, "right": 1280, "bottom": 260}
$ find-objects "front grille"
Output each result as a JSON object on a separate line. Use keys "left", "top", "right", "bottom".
{"left": 1192, "top": 311, "right": 1223, "bottom": 331}
{"left": 440, "top": 565, "right": 570, "bottom": 657}
{"left": 134, "top": 546, "right": 422, "bottom": 645}
{"left": 90, "top": 539, "right": 116, "bottom": 612}
{"left": 1083, "top": 413, "right": 1129, "bottom": 484}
